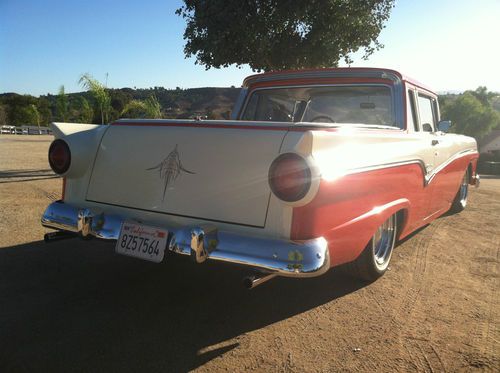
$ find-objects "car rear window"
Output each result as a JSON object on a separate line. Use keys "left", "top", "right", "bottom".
{"left": 241, "top": 86, "right": 395, "bottom": 126}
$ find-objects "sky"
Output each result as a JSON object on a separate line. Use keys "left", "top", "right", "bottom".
{"left": 1, "top": 0, "right": 499, "bottom": 96}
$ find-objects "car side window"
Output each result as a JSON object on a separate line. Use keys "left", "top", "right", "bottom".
{"left": 417, "top": 94, "right": 435, "bottom": 132}
{"left": 408, "top": 90, "right": 419, "bottom": 131}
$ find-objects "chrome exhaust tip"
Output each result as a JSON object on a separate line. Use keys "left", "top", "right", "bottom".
{"left": 44, "top": 231, "right": 77, "bottom": 243}
{"left": 243, "top": 273, "right": 278, "bottom": 289}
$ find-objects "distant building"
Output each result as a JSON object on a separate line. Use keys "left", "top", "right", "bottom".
{"left": 479, "top": 129, "right": 500, "bottom": 153}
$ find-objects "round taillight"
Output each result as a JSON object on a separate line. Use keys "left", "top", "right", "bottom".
{"left": 269, "top": 153, "right": 311, "bottom": 202}
{"left": 48, "top": 139, "right": 71, "bottom": 174}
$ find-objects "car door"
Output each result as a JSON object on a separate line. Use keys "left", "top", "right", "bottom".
{"left": 405, "top": 87, "right": 436, "bottom": 224}
{"left": 415, "top": 92, "right": 454, "bottom": 217}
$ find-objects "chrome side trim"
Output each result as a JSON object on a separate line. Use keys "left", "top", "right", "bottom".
{"left": 41, "top": 201, "right": 330, "bottom": 278}
{"left": 425, "top": 149, "right": 477, "bottom": 185}
{"left": 337, "top": 148, "right": 478, "bottom": 187}
{"left": 344, "top": 159, "right": 427, "bottom": 180}
{"left": 295, "top": 123, "right": 403, "bottom": 131}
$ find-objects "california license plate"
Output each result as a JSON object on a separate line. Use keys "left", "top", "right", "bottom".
{"left": 115, "top": 221, "right": 168, "bottom": 263}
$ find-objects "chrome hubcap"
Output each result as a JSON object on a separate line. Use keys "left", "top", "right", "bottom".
{"left": 459, "top": 171, "right": 469, "bottom": 205}
{"left": 372, "top": 215, "right": 396, "bottom": 270}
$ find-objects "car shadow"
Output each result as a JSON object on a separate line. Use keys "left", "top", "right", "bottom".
{"left": 0, "top": 239, "right": 366, "bottom": 372}
{"left": 0, "top": 169, "right": 58, "bottom": 183}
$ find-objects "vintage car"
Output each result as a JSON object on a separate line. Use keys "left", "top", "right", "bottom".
{"left": 42, "top": 68, "right": 479, "bottom": 288}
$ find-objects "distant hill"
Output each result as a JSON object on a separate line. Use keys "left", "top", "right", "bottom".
{"left": 0, "top": 86, "right": 241, "bottom": 126}
{"left": 107, "top": 86, "right": 241, "bottom": 119}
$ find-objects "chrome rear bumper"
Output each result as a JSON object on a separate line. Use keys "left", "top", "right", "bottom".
{"left": 41, "top": 201, "right": 330, "bottom": 278}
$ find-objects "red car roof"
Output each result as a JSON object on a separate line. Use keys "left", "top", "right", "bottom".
{"left": 242, "top": 67, "right": 435, "bottom": 94}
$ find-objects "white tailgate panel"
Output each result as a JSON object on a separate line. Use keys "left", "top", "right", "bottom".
{"left": 86, "top": 125, "right": 287, "bottom": 227}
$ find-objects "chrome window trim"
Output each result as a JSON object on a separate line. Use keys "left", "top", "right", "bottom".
{"left": 238, "top": 83, "right": 403, "bottom": 129}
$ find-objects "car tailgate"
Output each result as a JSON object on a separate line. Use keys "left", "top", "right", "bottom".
{"left": 85, "top": 121, "right": 289, "bottom": 227}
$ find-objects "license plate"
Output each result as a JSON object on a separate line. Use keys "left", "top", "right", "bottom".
{"left": 115, "top": 221, "right": 168, "bottom": 263}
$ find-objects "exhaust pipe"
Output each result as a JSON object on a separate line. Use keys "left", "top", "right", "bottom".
{"left": 44, "top": 231, "right": 77, "bottom": 243}
{"left": 243, "top": 273, "right": 278, "bottom": 289}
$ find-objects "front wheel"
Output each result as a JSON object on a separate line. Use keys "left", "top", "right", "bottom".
{"left": 348, "top": 214, "right": 398, "bottom": 282}
{"left": 449, "top": 169, "right": 469, "bottom": 214}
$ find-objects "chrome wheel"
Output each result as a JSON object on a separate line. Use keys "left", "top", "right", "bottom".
{"left": 450, "top": 168, "right": 470, "bottom": 214}
{"left": 458, "top": 171, "right": 469, "bottom": 207}
{"left": 372, "top": 214, "right": 397, "bottom": 271}
{"left": 348, "top": 212, "right": 399, "bottom": 281}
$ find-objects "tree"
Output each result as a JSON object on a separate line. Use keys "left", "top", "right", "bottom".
{"left": 176, "top": 0, "right": 395, "bottom": 71}
{"left": 2, "top": 94, "right": 37, "bottom": 126}
{"left": 28, "top": 104, "right": 41, "bottom": 132}
{"left": 109, "top": 89, "right": 133, "bottom": 116}
{"left": 121, "top": 95, "right": 162, "bottom": 119}
{"left": 441, "top": 90, "right": 500, "bottom": 139}
{"left": 56, "top": 85, "right": 69, "bottom": 121}
{"left": 79, "top": 73, "right": 111, "bottom": 124}
{"left": 144, "top": 95, "right": 162, "bottom": 118}
{"left": 470, "top": 86, "right": 496, "bottom": 107}
{"left": 0, "top": 105, "right": 7, "bottom": 126}
{"left": 121, "top": 100, "right": 147, "bottom": 118}
{"left": 37, "top": 97, "right": 52, "bottom": 126}
{"left": 69, "top": 96, "right": 94, "bottom": 123}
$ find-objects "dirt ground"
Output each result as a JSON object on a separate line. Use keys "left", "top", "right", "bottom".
{"left": 0, "top": 135, "right": 498, "bottom": 372}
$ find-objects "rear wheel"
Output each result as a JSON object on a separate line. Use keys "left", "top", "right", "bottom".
{"left": 449, "top": 169, "right": 469, "bottom": 213}
{"left": 348, "top": 214, "right": 397, "bottom": 281}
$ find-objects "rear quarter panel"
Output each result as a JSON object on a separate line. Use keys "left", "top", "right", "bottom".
{"left": 279, "top": 128, "right": 478, "bottom": 266}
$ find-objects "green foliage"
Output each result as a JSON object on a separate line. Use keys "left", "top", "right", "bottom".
{"left": 0, "top": 105, "right": 8, "bottom": 126}
{"left": 470, "top": 86, "right": 496, "bottom": 107}
{"left": 56, "top": 85, "right": 69, "bottom": 121}
{"left": 205, "top": 107, "right": 215, "bottom": 119}
{"left": 28, "top": 104, "right": 40, "bottom": 126}
{"left": 37, "top": 97, "right": 52, "bottom": 126}
{"left": 440, "top": 87, "right": 500, "bottom": 139}
{"left": 109, "top": 89, "right": 133, "bottom": 117}
{"left": 121, "top": 95, "right": 162, "bottom": 119}
{"left": 79, "top": 73, "right": 111, "bottom": 124}
{"left": 0, "top": 85, "right": 240, "bottom": 126}
{"left": 69, "top": 96, "right": 94, "bottom": 123}
{"left": 0, "top": 94, "right": 37, "bottom": 126}
{"left": 176, "top": 0, "right": 395, "bottom": 71}
{"left": 121, "top": 100, "right": 148, "bottom": 118}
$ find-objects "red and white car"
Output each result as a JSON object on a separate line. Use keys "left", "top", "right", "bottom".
{"left": 42, "top": 68, "right": 479, "bottom": 288}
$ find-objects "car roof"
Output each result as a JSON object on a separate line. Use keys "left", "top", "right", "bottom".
{"left": 242, "top": 67, "right": 435, "bottom": 94}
